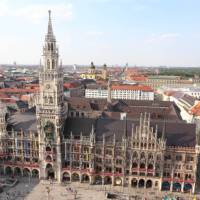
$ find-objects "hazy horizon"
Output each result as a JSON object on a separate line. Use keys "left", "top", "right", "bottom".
{"left": 0, "top": 0, "right": 200, "bottom": 67}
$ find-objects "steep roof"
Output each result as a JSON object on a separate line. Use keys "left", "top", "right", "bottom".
{"left": 7, "top": 109, "right": 37, "bottom": 132}
{"left": 63, "top": 117, "right": 196, "bottom": 147}
{"left": 67, "top": 97, "right": 181, "bottom": 121}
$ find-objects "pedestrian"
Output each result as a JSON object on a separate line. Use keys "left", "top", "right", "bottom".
{"left": 74, "top": 190, "right": 77, "bottom": 199}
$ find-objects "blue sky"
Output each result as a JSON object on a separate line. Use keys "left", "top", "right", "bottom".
{"left": 0, "top": 0, "right": 200, "bottom": 66}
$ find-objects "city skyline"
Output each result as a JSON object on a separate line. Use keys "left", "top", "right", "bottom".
{"left": 0, "top": 0, "right": 200, "bottom": 66}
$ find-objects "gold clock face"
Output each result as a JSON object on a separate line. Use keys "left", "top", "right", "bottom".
{"left": 46, "top": 84, "right": 50, "bottom": 89}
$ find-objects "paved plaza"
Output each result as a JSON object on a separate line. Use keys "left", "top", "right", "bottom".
{"left": 0, "top": 178, "right": 200, "bottom": 200}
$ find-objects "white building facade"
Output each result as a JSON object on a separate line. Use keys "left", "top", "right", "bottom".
{"left": 85, "top": 85, "right": 154, "bottom": 100}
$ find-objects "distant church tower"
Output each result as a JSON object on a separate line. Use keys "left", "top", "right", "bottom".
{"left": 36, "top": 11, "right": 67, "bottom": 182}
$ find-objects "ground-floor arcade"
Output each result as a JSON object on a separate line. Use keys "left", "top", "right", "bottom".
{"left": 61, "top": 171, "right": 196, "bottom": 194}
{"left": 161, "top": 181, "right": 195, "bottom": 193}
{"left": 0, "top": 165, "right": 196, "bottom": 194}
{"left": 0, "top": 165, "right": 39, "bottom": 178}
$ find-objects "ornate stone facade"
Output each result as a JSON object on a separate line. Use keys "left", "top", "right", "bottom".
{"left": 0, "top": 11, "right": 199, "bottom": 195}
{"left": 36, "top": 10, "right": 67, "bottom": 182}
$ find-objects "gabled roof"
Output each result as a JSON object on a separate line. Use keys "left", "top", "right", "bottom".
{"left": 63, "top": 117, "right": 196, "bottom": 147}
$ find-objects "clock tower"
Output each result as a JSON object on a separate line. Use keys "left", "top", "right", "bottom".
{"left": 36, "top": 10, "right": 67, "bottom": 182}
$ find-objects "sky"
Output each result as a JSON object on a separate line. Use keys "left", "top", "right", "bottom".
{"left": 0, "top": 0, "right": 200, "bottom": 66}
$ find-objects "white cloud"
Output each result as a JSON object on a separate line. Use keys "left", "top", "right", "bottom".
{"left": 146, "top": 33, "right": 180, "bottom": 44}
{"left": 0, "top": 1, "right": 73, "bottom": 23}
{"left": 160, "top": 33, "right": 180, "bottom": 39}
{"left": 86, "top": 31, "right": 104, "bottom": 37}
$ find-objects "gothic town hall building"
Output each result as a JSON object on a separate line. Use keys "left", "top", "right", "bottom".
{"left": 0, "top": 11, "right": 200, "bottom": 194}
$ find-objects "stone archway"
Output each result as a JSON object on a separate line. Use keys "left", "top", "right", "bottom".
{"left": 161, "top": 181, "right": 170, "bottom": 191}
{"left": 0, "top": 166, "right": 4, "bottom": 175}
{"left": 104, "top": 176, "right": 112, "bottom": 185}
{"left": 71, "top": 173, "right": 80, "bottom": 182}
{"left": 184, "top": 183, "right": 192, "bottom": 193}
{"left": 23, "top": 168, "right": 30, "bottom": 177}
{"left": 5, "top": 166, "right": 12, "bottom": 175}
{"left": 173, "top": 182, "right": 181, "bottom": 192}
{"left": 131, "top": 178, "right": 137, "bottom": 188}
{"left": 14, "top": 167, "right": 22, "bottom": 176}
{"left": 138, "top": 179, "right": 145, "bottom": 188}
{"left": 46, "top": 164, "right": 55, "bottom": 179}
{"left": 32, "top": 169, "right": 39, "bottom": 178}
{"left": 94, "top": 176, "right": 102, "bottom": 185}
{"left": 82, "top": 174, "right": 90, "bottom": 183}
{"left": 62, "top": 172, "right": 70, "bottom": 182}
{"left": 115, "top": 177, "right": 122, "bottom": 186}
{"left": 146, "top": 180, "right": 153, "bottom": 188}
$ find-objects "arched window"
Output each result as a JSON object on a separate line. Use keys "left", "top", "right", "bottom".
{"left": 48, "top": 43, "right": 51, "bottom": 51}
{"left": 133, "top": 152, "right": 138, "bottom": 159}
{"left": 141, "top": 152, "right": 145, "bottom": 159}
{"left": 44, "top": 96, "right": 48, "bottom": 104}
{"left": 49, "top": 96, "right": 53, "bottom": 104}
{"left": 47, "top": 59, "right": 50, "bottom": 69}
{"left": 44, "top": 121, "right": 54, "bottom": 140}
{"left": 51, "top": 43, "right": 53, "bottom": 51}
{"left": 148, "top": 153, "right": 153, "bottom": 160}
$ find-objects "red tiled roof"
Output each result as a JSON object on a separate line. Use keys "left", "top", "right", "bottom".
{"left": 190, "top": 102, "right": 200, "bottom": 116}
{"left": 0, "top": 88, "right": 38, "bottom": 93}
{"left": 25, "top": 84, "right": 39, "bottom": 89}
{"left": 20, "top": 95, "right": 30, "bottom": 101}
{"left": 64, "top": 82, "right": 81, "bottom": 89}
{"left": 111, "top": 85, "right": 153, "bottom": 92}
{"left": 131, "top": 76, "right": 147, "bottom": 81}
{"left": 164, "top": 91, "right": 176, "bottom": 96}
{"left": 0, "top": 93, "right": 9, "bottom": 99}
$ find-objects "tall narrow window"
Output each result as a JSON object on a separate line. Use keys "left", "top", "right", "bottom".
{"left": 51, "top": 43, "right": 53, "bottom": 51}
{"left": 49, "top": 96, "right": 53, "bottom": 104}
{"left": 48, "top": 43, "right": 51, "bottom": 51}
{"left": 44, "top": 96, "right": 48, "bottom": 104}
{"left": 47, "top": 59, "right": 50, "bottom": 69}
{"left": 52, "top": 60, "right": 55, "bottom": 69}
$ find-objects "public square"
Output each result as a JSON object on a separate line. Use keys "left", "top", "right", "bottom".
{"left": 0, "top": 177, "right": 200, "bottom": 200}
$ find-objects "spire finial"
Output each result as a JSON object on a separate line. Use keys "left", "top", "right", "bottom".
{"left": 48, "top": 10, "right": 51, "bottom": 19}
{"left": 47, "top": 10, "right": 53, "bottom": 35}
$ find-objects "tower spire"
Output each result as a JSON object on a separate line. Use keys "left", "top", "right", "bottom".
{"left": 47, "top": 10, "right": 53, "bottom": 35}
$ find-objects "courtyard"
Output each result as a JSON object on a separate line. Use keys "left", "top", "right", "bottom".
{"left": 0, "top": 177, "right": 200, "bottom": 200}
